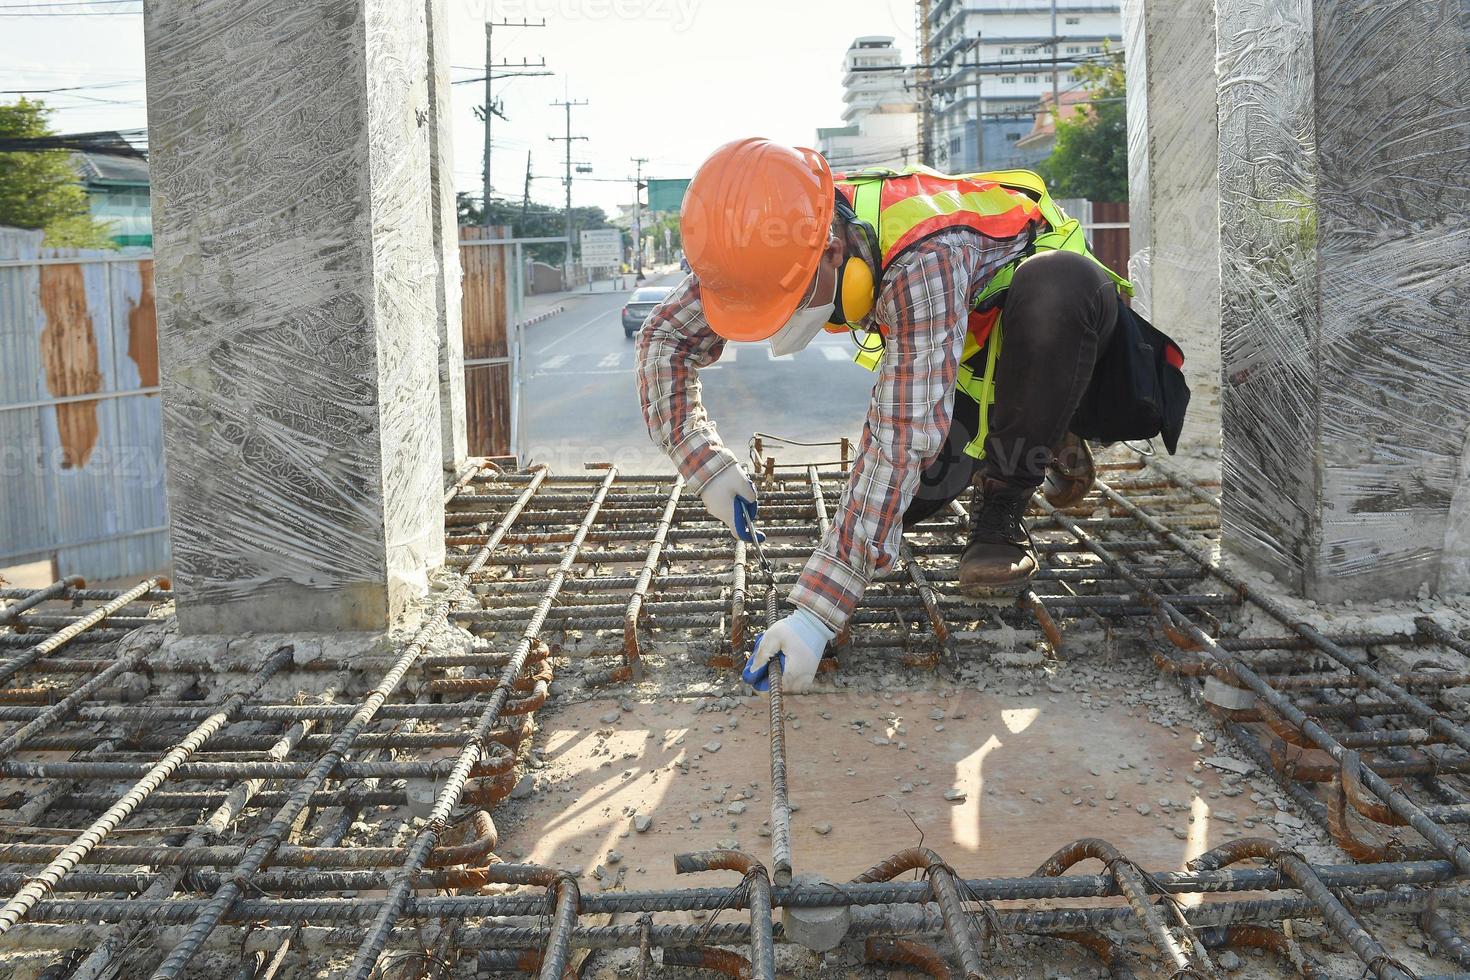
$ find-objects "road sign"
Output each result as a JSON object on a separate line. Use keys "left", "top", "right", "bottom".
{"left": 579, "top": 228, "right": 623, "bottom": 268}
{"left": 647, "top": 178, "right": 690, "bottom": 214}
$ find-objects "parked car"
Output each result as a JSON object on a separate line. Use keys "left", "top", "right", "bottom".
{"left": 621, "top": 286, "right": 674, "bottom": 337}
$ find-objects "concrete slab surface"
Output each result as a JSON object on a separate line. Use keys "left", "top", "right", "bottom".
{"left": 501, "top": 686, "right": 1278, "bottom": 898}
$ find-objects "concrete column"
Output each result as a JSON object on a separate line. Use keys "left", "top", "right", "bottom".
{"left": 1216, "top": 0, "right": 1470, "bottom": 601}
{"left": 1122, "top": 0, "right": 1221, "bottom": 455}
{"left": 144, "top": 0, "right": 447, "bottom": 633}
{"left": 426, "top": 0, "right": 468, "bottom": 470}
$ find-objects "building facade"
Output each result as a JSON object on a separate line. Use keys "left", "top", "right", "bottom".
{"left": 818, "top": 36, "right": 920, "bottom": 172}
{"left": 72, "top": 135, "right": 153, "bottom": 249}
{"left": 923, "top": 0, "right": 1122, "bottom": 172}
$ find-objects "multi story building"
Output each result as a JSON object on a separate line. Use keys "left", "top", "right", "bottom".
{"left": 922, "top": 0, "right": 1122, "bottom": 171}
{"left": 817, "top": 36, "right": 920, "bottom": 172}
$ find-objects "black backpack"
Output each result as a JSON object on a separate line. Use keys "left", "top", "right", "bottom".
{"left": 1069, "top": 298, "right": 1191, "bottom": 454}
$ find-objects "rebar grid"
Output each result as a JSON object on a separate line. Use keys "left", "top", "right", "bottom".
{"left": 0, "top": 454, "right": 1466, "bottom": 978}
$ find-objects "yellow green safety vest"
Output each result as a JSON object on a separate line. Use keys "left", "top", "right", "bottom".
{"left": 834, "top": 166, "right": 1132, "bottom": 460}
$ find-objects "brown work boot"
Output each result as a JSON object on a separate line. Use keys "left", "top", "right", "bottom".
{"left": 1044, "top": 431, "right": 1095, "bottom": 509}
{"left": 957, "top": 478, "right": 1038, "bottom": 594}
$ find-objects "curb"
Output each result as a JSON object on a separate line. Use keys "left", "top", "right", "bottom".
{"left": 516, "top": 305, "right": 565, "bottom": 329}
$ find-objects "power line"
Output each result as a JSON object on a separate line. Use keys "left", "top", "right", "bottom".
{"left": 0, "top": 0, "right": 139, "bottom": 7}
{"left": 0, "top": 2, "right": 141, "bottom": 17}
{"left": 1, "top": 79, "right": 140, "bottom": 94}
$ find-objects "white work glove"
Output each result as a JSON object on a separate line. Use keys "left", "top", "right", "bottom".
{"left": 699, "top": 464, "right": 762, "bottom": 542}
{"left": 743, "top": 608, "right": 836, "bottom": 694}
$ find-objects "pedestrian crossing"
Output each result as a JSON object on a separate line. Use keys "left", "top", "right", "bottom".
{"left": 531, "top": 341, "right": 862, "bottom": 376}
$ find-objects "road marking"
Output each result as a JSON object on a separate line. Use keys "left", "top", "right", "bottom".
{"left": 598, "top": 353, "right": 621, "bottom": 368}
{"left": 820, "top": 346, "right": 851, "bottom": 362}
{"left": 766, "top": 347, "right": 794, "bottom": 362}
{"left": 532, "top": 306, "right": 615, "bottom": 356}
{"left": 537, "top": 366, "right": 717, "bottom": 377}
{"left": 542, "top": 354, "right": 570, "bottom": 370}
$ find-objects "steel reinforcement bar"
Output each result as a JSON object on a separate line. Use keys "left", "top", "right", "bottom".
{"left": 0, "top": 456, "right": 1466, "bottom": 978}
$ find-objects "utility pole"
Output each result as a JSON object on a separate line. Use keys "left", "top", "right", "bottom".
{"left": 916, "top": 0, "right": 932, "bottom": 164}
{"left": 548, "top": 98, "right": 589, "bottom": 279}
{"left": 1049, "top": 0, "right": 1060, "bottom": 118}
{"left": 971, "top": 36, "right": 983, "bottom": 170}
{"left": 520, "top": 150, "right": 533, "bottom": 232}
{"left": 630, "top": 156, "right": 648, "bottom": 280}
{"left": 479, "top": 16, "right": 546, "bottom": 226}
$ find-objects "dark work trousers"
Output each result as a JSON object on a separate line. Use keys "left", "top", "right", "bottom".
{"left": 903, "top": 249, "right": 1119, "bottom": 527}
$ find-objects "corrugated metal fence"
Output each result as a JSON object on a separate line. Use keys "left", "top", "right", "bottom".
{"left": 1, "top": 226, "right": 526, "bottom": 581}
{"left": 0, "top": 227, "right": 167, "bottom": 580}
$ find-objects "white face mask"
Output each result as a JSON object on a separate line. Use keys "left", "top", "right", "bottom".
{"left": 768, "top": 300, "right": 835, "bottom": 357}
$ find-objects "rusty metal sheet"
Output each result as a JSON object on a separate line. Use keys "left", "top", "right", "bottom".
{"left": 0, "top": 228, "right": 166, "bottom": 579}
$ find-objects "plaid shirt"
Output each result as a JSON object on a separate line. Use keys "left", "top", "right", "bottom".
{"left": 636, "top": 227, "right": 1033, "bottom": 632}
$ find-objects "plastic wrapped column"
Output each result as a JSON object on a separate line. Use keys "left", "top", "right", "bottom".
{"left": 426, "top": 0, "right": 468, "bottom": 470}
{"left": 144, "top": 0, "right": 449, "bottom": 632}
{"left": 1216, "top": 0, "right": 1470, "bottom": 601}
{"left": 1122, "top": 0, "right": 1221, "bottom": 455}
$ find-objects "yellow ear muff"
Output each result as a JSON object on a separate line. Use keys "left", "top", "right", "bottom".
{"left": 840, "top": 257, "right": 875, "bottom": 323}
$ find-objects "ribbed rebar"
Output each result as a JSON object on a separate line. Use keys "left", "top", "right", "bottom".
{"left": 674, "top": 850, "right": 774, "bottom": 980}
{"left": 145, "top": 609, "right": 449, "bottom": 980}
{"left": 343, "top": 466, "right": 618, "bottom": 980}
{"left": 0, "top": 576, "right": 84, "bottom": 626}
{"left": 0, "top": 576, "right": 163, "bottom": 684}
{"left": 0, "top": 644, "right": 294, "bottom": 935}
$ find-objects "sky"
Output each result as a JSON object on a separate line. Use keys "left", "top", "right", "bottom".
{"left": 0, "top": 0, "right": 918, "bottom": 215}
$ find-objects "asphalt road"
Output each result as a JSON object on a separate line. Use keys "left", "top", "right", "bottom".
{"left": 520, "top": 272, "right": 879, "bottom": 474}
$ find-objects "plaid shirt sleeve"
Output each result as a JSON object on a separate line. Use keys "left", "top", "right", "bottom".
{"left": 634, "top": 273, "right": 744, "bottom": 492}
{"left": 788, "top": 229, "right": 1033, "bottom": 632}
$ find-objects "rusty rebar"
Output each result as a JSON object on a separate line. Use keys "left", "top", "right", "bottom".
{"left": 622, "top": 476, "right": 683, "bottom": 678}
{"left": 0, "top": 643, "right": 295, "bottom": 935}
{"left": 853, "top": 848, "right": 987, "bottom": 979}
{"left": 864, "top": 937, "right": 953, "bottom": 978}
{"left": 0, "top": 576, "right": 165, "bottom": 685}
{"left": 1189, "top": 839, "right": 1413, "bottom": 980}
{"left": 674, "top": 850, "right": 774, "bottom": 979}
{"left": 1033, "top": 838, "right": 1204, "bottom": 977}
{"left": 763, "top": 576, "right": 792, "bottom": 888}
{"left": 342, "top": 467, "right": 619, "bottom": 980}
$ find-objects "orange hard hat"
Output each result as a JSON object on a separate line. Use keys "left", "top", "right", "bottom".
{"left": 681, "top": 138, "right": 835, "bottom": 342}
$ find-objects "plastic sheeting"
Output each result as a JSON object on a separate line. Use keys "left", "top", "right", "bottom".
{"left": 1122, "top": 0, "right": 1222, "bottom": 457}
{"left": 1216, "top": 0, "right": 1470, "bottom": 600}
{"left": 143, "top": 0, "right": 449, "bottom": 632}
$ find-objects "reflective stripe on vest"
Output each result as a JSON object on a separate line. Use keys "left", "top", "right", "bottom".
{"left": 836, "top": 167, "right": 1134, "bottom": 461}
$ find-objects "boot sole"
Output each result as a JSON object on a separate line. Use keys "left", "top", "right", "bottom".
{"left": 956, "top": 567, "right": 1039, "bottom": 596}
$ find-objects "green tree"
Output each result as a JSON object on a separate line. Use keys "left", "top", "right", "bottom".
{"left": 1036, "top": 50, "right": 1128, "bottom": 203}
{"left": 644, "top": 212, "right": 681, "bottom": 263}
{"left": 457, "top": 193, "right": 614, "bottom": 266}
{"left": 0, "top": 99, "right": 117, "bottom": 248}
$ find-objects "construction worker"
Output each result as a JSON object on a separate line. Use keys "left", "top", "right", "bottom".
{"left": 636, "top": 138, "right": 1168, "bottom": 693}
